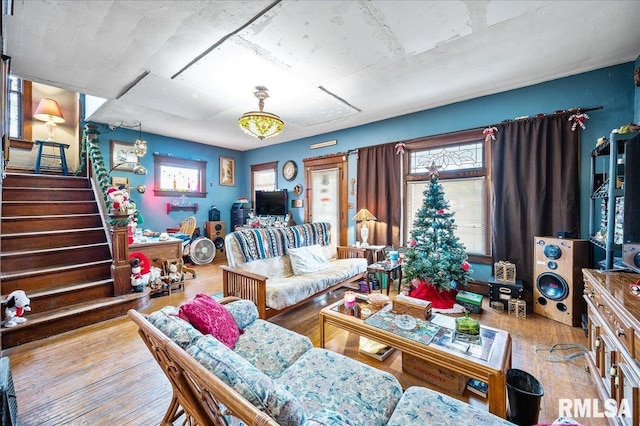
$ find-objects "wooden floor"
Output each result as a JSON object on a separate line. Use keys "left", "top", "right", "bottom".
{"left": 2, "top": 261, "right": 604, "bottom": 426}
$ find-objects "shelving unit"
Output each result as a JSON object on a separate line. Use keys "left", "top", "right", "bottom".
{"left": 588, "top": 131, "right": 637, "bottom": 269}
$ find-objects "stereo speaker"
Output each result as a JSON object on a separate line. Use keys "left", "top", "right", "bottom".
{"left": 623, "top": 243, "right": 640, "bottom": 273}
{"left": 205, "top": 221, "right": 226, "bottom": 260}
{"left": 533, "top": 236, "right": 590, "bottom": 326}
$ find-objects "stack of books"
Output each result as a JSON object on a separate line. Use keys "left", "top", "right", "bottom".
{"left": 466, "top": 378, "right": 488, "bottom": 398}
{"left": 358, "top": 337, "right": 395, "bottom": 361}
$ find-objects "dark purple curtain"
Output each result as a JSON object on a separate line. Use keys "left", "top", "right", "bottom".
{"left": 491, "top": 114, "right": 580, "bottom": 292}
{"left": 357, "top": 143, "right": 401, "bottom": 248}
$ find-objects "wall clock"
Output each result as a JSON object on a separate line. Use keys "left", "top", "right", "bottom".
{"left": 293, "top": 183, "right": 303, "bottom": 196}
{"left": 283, "top": 160, "right": 298, "bottom": 181}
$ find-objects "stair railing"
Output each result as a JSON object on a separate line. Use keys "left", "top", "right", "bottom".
{"left": 78, "top": 124, "right": 132, "bottom": 296}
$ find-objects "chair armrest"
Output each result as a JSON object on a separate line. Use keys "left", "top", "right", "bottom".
{"left": 220, "top": 265, "right": 269, "bottom": 319}
{"left": 337, "top": 246, "right": 366, "bottom": 259}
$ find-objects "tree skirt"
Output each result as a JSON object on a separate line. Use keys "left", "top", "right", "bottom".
{"left": 409, "top": 280, "right": 459, "bottom": 309}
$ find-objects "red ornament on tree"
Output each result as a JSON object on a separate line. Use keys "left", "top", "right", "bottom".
{"left": 461, "top": 261, "right": 470, "bottom": 271}
{"left": 408, "top": 238, "right": 417, "bottom": 248}
{"left": 437, "top": 209, "right": 445, "bottom": 215}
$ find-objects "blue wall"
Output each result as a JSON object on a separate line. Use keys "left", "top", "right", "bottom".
{"left": 244, "top": 62, "right": 637, "bottom": 243}
{"left": 94, "top": 125, "right": 244, "bottom": 233}
{"left": 94, "top": 62, "right": 637, "bottom": 271}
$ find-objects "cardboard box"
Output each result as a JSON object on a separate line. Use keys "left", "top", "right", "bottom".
{"left": 488, "top": 278, "right": 524, "bottom": 310}
{"left": 402, "top": 353, "right": 468, "bottom": 395}
{"left": 392, "top": 295, "right": 432, "bottom": 319}
{"left": 455, "top": 290, "right": 483, "bottom": 314}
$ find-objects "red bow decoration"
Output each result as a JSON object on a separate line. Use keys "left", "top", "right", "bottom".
{"left": 395, "top": 142, "right": 406, "bottom": 155}
{"left": 569, "top": 113, "right": 589, "bottom": 131}
{"left": 483, "top": 126, "right": 498, "bottom": 142}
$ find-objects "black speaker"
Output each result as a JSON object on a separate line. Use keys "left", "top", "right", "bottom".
{"left": 205, "top": 221, "right": 226, "bottom": 260}
{"left": 533, "top": 237, "right": 590, "bottom": 326}
{"left": 209, "top": 206, "right": 220, "bottom": 221}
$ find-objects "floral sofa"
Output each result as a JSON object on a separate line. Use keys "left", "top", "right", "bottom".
{"left": 221, "top": 222, "right": 368, "bottom": 318}
{"left": 129, "top": 296, "right": 515, "bottom": 426}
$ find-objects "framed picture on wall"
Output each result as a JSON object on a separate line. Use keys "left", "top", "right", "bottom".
{"left": 110, "top": 139, "right": 139, "bottom": 172}
{"left": 220, "top": 156, "right": 235, "bottom": 186}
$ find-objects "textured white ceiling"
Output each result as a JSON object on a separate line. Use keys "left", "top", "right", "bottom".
{"left": 5, "top": 0, "right": 640, "bottom": 151}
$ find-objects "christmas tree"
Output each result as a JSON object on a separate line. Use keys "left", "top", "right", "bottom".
{"left": 403, "top": 163, "right": 471, "bottom": 292}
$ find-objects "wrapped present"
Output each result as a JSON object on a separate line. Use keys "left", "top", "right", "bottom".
{"left": 494, "top": 260, "right": 516, "bottom": 283}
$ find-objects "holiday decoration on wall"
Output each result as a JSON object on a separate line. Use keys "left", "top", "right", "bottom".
{"left": 568, "top": 112, "right": 589, "bottom": 131}
{"left": 483, "top": 126, "right": 498, "bottom": 142}
{"left": 402, "top": 162, "right": 472, "bottom": 309}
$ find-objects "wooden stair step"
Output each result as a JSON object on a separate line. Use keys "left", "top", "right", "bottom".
{"left": 1, "top": 260, "right": 113, "bottom": 296}
{"left": 2, "top": 228, "right": 106, "bottom": 250}
{"left": 0, "top": 290, "right": 150, "bottom": 348}
{"left": 2, "top": 187, "right": 96, "bottom": 201}
{"left": 2, "top": 173, "right": 90, "bottom": 188}
{"left": 1, "top": 243, "right": 111, "bottom": 272}
{"left": 21, "top": 279, "right": 115, "bottom": 312}
{"left": 2, "top": 214, "right": 103, "bottom": 232}
{"left": 1, "top": 201, "right": 99, "bottom": 215}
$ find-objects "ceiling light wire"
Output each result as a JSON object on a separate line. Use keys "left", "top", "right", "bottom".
{"left": 171, "top": 0, "right": 282, "bottom": 80}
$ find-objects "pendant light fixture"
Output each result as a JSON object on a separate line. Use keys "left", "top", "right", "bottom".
{"left": 238, "top": 86, "right": 284, "bottom": 140}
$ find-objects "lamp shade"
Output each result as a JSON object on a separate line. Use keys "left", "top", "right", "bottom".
{"left": 33, "top": 98, "right": 65, "bottom": 123}
{"left": 238, "top": 87, "right": 284, "bottom": 140}
{"left": 352, "top": 208, "right": 377, "bottom": 222}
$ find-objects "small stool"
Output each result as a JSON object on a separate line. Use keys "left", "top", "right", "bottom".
{"left": 35, "top": 140, "right": 69, "bottom": 175}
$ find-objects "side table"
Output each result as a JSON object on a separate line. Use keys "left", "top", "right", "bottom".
{"left": 367, "top": 261, "right": 402, "bottom": 295}
{"left": 362, "top": 245, "right": 387, "bottom": 264}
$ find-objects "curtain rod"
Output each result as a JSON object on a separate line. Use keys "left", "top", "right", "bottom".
{"left": 490, "top": 105, "right": 604, "bottom": 127}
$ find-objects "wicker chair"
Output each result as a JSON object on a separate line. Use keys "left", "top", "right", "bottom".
{"left": 172, "top": 216, "right": 197, "bottom": 278}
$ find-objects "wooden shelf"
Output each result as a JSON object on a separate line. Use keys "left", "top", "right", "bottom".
{"left": 166, "top": 203, "right": 199, "bottom": 215}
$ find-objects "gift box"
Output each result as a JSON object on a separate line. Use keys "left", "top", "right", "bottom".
{"left": 392, "top": 294, "right": 432, "bottom": 320}
{"left": 493, "top": 261, "right": 516, "bottom": 283}
{"left": 455, "top": 290, "right": 483, "bottom": 314}
{"left": 402, "top": 353, "right": 468, "bottom": 395}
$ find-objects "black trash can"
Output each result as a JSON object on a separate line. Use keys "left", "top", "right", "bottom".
{"left": 506, "top": 368, "right": 544, "bottom": 426}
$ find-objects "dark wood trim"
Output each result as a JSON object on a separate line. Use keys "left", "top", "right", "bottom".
{"left": 153, "top": 153, "right": 207, "bottom": 198}
{"left": 9, "top": 138, "right": 33, "bottom": 149}
{"left": 303, "top": 153, "right": 349, "bottom": 246}
{"left": 250, "top": 161, "right": 278, "bottom": 205}
{"left": 23, "top": 80, "right": 32, "bottom": 141}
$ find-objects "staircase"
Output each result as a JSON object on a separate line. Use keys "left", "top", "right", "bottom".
{"left": 0, "top": 173, "right": 149, "bottom": 348}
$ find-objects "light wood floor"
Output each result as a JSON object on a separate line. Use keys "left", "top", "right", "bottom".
{"left": 2, "top": 261, "right": 604, "bottom": 426}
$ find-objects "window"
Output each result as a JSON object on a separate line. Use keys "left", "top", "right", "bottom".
{"left": 251, "top": 161, "right": 277, "bottom": 202}
{"left": 8, "top": 75, "right": 23, "bottom": 139}
{"left": 404, "top": 130, "right": 490, "bottom": 261}
{"left": 153, "top": 154, "right": 207, "bottom": 198}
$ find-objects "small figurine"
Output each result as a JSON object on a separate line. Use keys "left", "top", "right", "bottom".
{"left": 4, "top": 290, "right": 31, "bottom": 328}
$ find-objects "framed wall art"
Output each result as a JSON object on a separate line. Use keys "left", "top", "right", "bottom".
{"left": 220, "top": 156, "right": 235, "bottom": 186}
{"left": 110, "top": 139, "right": 139, "bottom": 172}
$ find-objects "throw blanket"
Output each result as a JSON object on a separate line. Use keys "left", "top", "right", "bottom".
{"left": 232, "top": 223, "right": 331, "bottom": 263}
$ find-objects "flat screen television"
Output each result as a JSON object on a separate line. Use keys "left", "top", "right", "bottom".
{"left": 255, "top": 190, "right": 288, "bottom": 216}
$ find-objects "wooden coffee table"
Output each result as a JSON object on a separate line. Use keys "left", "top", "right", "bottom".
{"left": 319, "top": 299, "right": 512, "bottom": 418}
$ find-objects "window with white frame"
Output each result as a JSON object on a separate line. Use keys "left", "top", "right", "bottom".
{"left": 405, "top": 135, "right": 490, "bottom": 259}
{"left": 8, "top": 75, "right": 23, "bottom": 139}
{"left": 251, "top": 161, "right": 278, "bottom": 202}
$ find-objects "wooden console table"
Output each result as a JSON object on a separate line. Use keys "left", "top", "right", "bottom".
{"left": 129, "top": 237, "right": 182, "bottom": 268}
{"left": 582, "top": 268, "right": 640, "bottom": 426}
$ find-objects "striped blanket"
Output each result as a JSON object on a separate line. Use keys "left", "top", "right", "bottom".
{"left": 231, "top": 223, "right": 331, "bottom": 263}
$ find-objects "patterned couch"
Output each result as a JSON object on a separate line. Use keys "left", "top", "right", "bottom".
{"left": 221, "top": 223, "right": 368, "bottom": 318}
{"left": 129, "top": 297, "right": 515, "bottom": 426}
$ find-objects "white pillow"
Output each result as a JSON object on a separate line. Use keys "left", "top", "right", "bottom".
{"left": 288, "top": 244, "right": 331, "bottom": 275}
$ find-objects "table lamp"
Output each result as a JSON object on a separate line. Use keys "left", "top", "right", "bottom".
{"left": 33, "top": 98, "right": 65, "bottom": 141}
{"left": 352, "top": 208, "right": 377, "bottom": 247}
